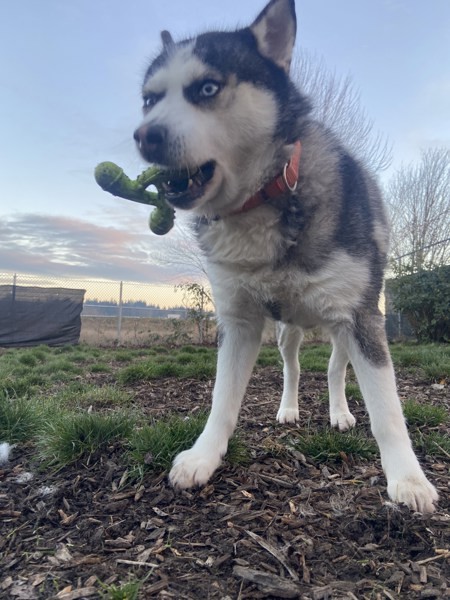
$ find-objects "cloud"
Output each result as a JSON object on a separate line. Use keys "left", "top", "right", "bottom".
{"left": 0, "top": 213, "right": 198, "bottom": 283}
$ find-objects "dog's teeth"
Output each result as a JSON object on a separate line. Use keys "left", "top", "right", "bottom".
{"left": 193, "top": 172, "right": 205, "bottom": 186}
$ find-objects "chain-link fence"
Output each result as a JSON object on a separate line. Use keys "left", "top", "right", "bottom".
{"left": 3, "top": 265, "right": 432, "bottom": 346}
{"left": 0, "top": 272, "right": 195, "bottom": 346}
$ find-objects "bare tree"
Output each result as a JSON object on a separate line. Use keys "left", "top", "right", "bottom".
{"left": 149, "top": 219, "right": 208, "bottom": 279}
{"left": 293, "top": 51, "right": 392, "bottom": 173}
{"left": 386, "top": 147, "right": 450, "bottom": 272}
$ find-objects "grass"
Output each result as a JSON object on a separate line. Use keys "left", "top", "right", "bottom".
{"left": 403, "top": 400, "right": 447, "bottom": 428}
{"left": 118, "top": 350, "right": 217, "bottom": 383}
{"left": 290, "top": 428, "right": 377, "bottom": 463}
{"left": 298, "top": 344, "right": 332, "bottom": 373}
{"left": 257, "top": 346, "right": 281, "bottom": 367}
{"left": 0, "top": 341, "right": 447, "bottom": 478}
{"left": 38, "top": 411, "right": 135, "bottom": 468}
{"left": 0, "top": 393, "right": 53, "bottom": 443}
{"left": 321, "top": 382, "right": 363, "bottom": 404}
{"left": 129, "top": 413, "right": 249, "bottom": 475}
{"left": 413, "top": 431, "right": 450, "bottom": 458}
{"left": 48, "top": 384, "right": 135, "bottom": 410}
{"left": 99, "top": 577, "right": 145, "bottom": 600}
{"left": 389, "top": 343, "right": 450, "bottom": 381}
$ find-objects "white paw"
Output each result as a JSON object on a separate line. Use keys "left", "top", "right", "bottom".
{"left": 387, "top": 475, "right": 439, "bottom": 513}
{"left": 169, "top": 448, "right": 221, "bottom": 490}
{"left": 277, "top": 407, "right": 299, "bottom": 424}
{"left": 330, "top": 411, "right": 356, "bottom": 431}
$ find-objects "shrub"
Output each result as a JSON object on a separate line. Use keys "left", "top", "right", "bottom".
{"left": 388, "top": 265, "right": 450, "bottom": 342}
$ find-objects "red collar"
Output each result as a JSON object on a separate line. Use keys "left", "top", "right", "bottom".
{"left": 231, "top": 141, "right": 302, "bottom": 216}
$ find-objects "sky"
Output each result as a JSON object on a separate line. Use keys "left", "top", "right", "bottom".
{"left": 1, "top": 0, "right": 449, "bottom": 285}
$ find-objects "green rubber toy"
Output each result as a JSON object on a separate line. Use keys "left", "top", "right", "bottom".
{"left": 94, "top": 161, "right": 175, "bottom": 235}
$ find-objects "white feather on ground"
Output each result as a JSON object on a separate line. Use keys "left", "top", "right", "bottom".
{"left": 0, "top": 442, "right": 13, "bottom": 464}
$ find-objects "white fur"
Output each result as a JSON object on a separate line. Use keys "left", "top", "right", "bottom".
{"left": 250, "top": 0, "right": 296, "bottom": 72}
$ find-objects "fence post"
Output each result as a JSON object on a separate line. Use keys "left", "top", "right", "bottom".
{"left": 117, "top": 281, "right": 123, "bottom": 345}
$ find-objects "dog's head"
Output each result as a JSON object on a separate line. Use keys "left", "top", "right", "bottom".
{"left": 134, "top": 0, "right": 309, "bottom": 215}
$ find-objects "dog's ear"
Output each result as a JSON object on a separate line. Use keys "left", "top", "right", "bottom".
{"left": 250, "top": 0, "right": 296, "bottom": 73}
{"left": 161, "top": 30, "right": 175, "bottom": 50}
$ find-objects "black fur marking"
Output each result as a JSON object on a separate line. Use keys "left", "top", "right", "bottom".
{"left": 216, "top": 323, "right": 225, "bottom": 348}
{"left": 335, "top": 151, "right": 388, "bottom": 308}
{"left": 353, "top": 310, "right": 389, "bottom": 366}
{"left": 335, "top": 152, "right": 375, "bottom": 256}
{"left": 276, "top": 193, "right": 309, "bottom": 265}
{"left": 193, "top": 30, "right": 311, "bottom": 144}
{"left": 143, "top": 39, "right": 192, "bottom": 82}
{"left": 274, "top": 192, "right": 327, "bottom": 273}
{"left": 265, "top": 300, "right": 282, "bottom": 321}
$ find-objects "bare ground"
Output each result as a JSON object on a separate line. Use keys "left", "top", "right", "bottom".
{"left": 1, "top": 365, "right": 449, "bottom": 599}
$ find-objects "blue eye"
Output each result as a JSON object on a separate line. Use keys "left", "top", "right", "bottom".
{"left": 184, "top": 79, "right": 222, "bottom": 105}
{"left": 199, "top": 81, "right": 220, "bottom": 98}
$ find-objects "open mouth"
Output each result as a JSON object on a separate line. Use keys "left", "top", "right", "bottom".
{"left": 161, "top": 161, "right": 216, "bottom": 208}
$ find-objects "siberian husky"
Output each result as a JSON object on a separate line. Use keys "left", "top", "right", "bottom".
{"left": 133, "top": 0, "right": 438, "bottom": 512}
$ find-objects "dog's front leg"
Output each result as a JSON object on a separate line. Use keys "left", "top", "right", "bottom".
{"left": 334, "top": 315, "right": 438, "bottom": 513}
{"left": 169, "top": 314, "right": 264, "bottom": 489}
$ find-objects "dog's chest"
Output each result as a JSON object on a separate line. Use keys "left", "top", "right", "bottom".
{"left": 198, "top": 208, "right": 283, "bottom": 269}
{"left": 199, "top": 212, "right": 371, "bottom": 327}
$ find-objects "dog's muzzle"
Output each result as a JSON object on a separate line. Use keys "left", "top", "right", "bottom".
{"left": 133, "top": 124, "right": 216, "bottom": 209}
{"left": 134, "top": 124, "right": 168, "bottom": 165}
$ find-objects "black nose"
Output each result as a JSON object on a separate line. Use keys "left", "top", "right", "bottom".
{"left": 133, "top": 124, "right": 167, "bottom": 162}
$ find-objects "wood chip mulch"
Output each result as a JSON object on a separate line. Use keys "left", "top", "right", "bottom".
{"left": 0, "top": 367, "right": 449, "bottom": 599}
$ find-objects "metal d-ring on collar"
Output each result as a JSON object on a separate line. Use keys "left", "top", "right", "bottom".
{"left": 229, "top": 140, "right": 302, "bottom": 216}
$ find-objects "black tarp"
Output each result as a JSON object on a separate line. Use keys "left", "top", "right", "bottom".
{"left": 0, "top": 285, "right": 86, "bottom": 347}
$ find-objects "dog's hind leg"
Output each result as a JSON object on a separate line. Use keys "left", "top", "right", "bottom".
{"left": 328, "top": 335, "right": 356, "bottom": 431}
{"left": 169, "top": 314, "right": 264, "bottom": 490}
{"left": 276, "top": 322, "right": 303, "bottom": 424}
{"left": 333, "top": 312, "right": 438, "bottom": 513}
